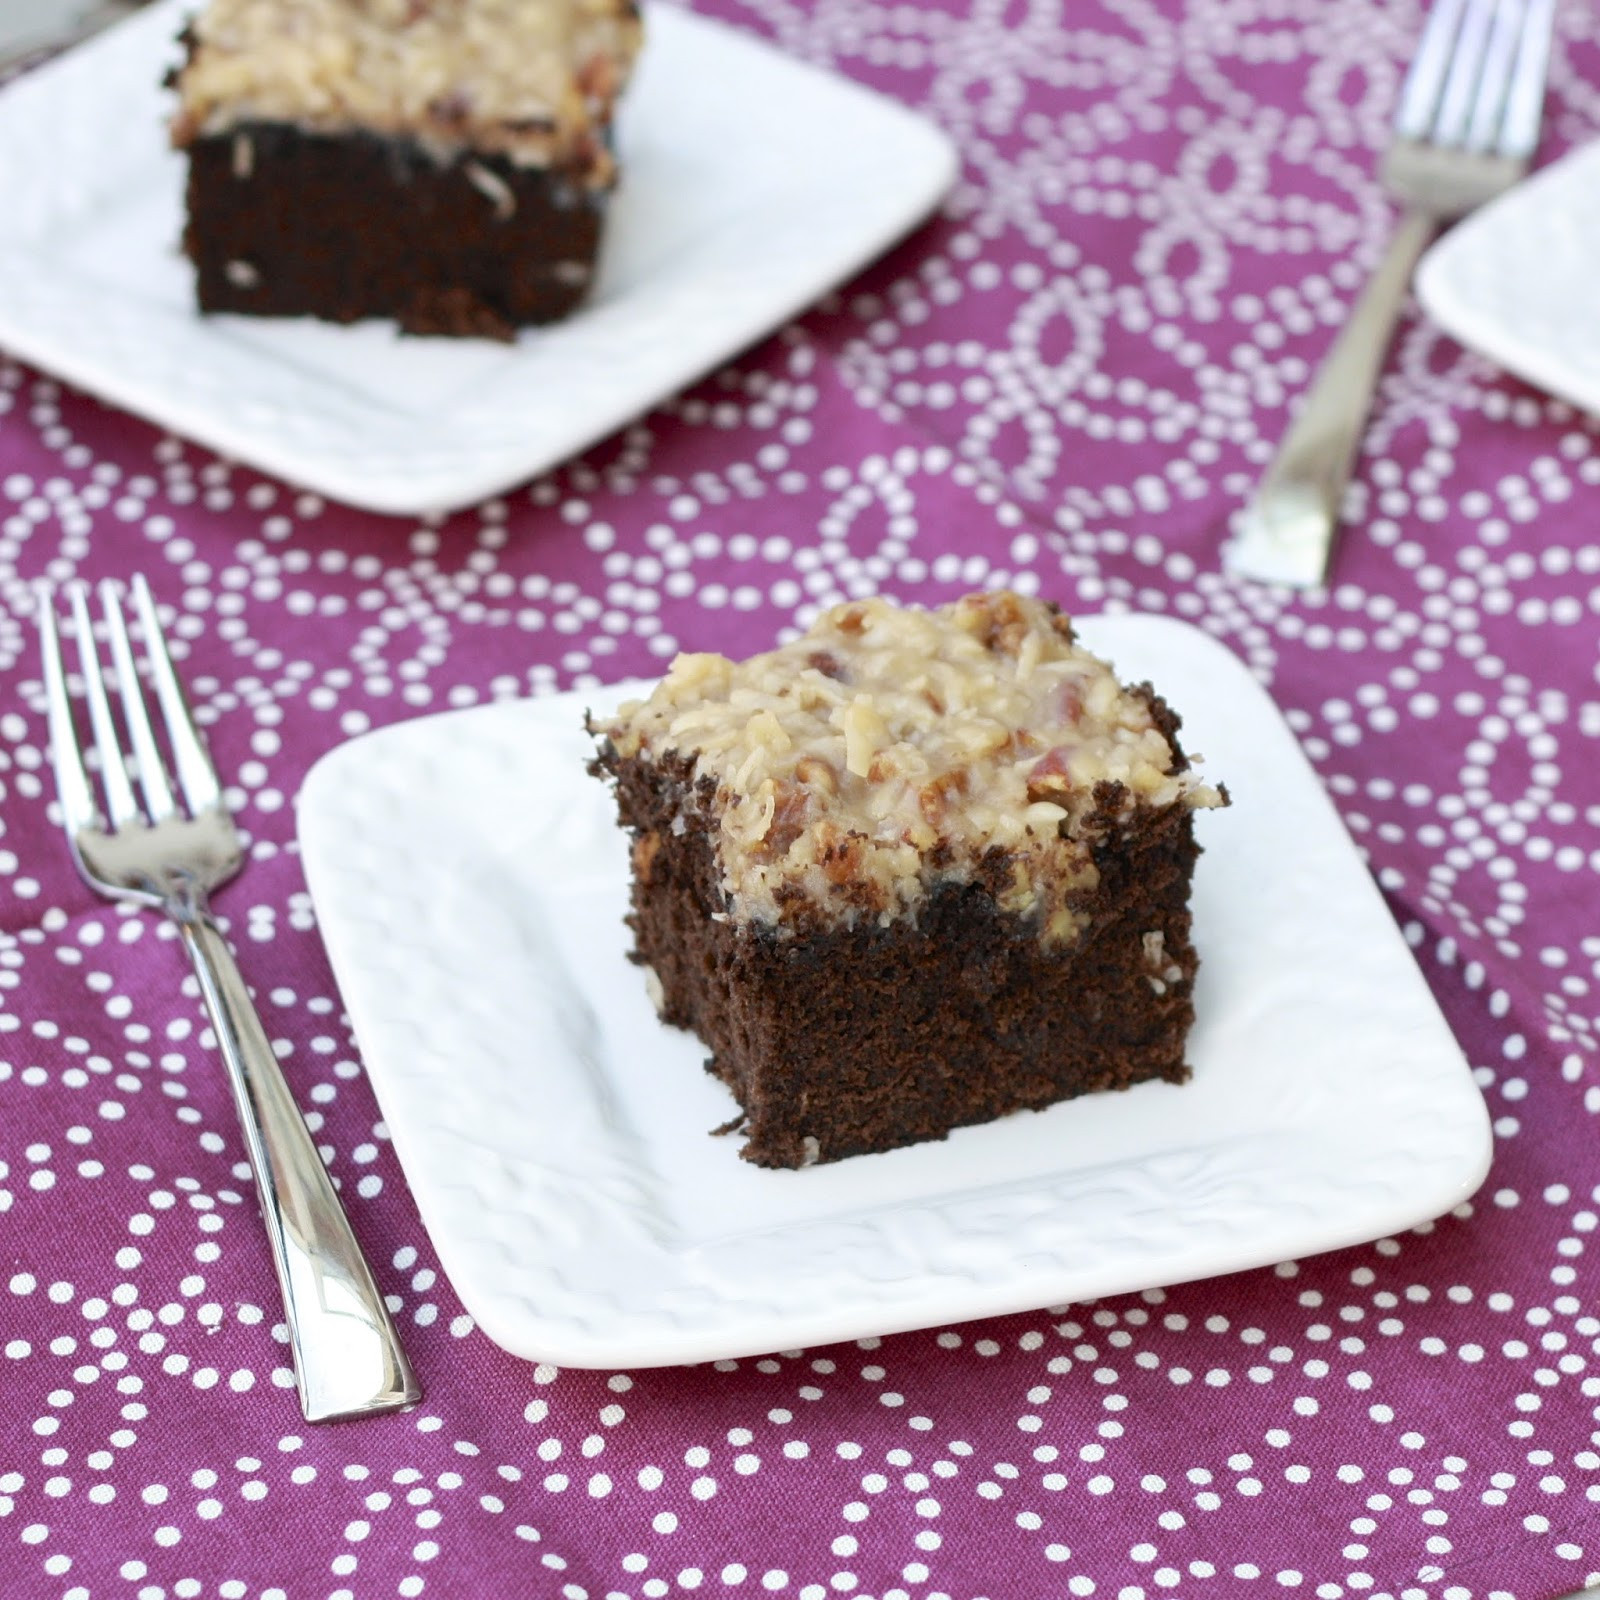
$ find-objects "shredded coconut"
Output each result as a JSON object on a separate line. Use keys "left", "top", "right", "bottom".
{"left": 173, "top": 0, "right": 642, "bottom": 175}
{"left": 598, "top": 593, "right": 1225, "bottom": 939}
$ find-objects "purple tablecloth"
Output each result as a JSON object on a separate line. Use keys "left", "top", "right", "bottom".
{"left": 5, "top": 2, "right": 1600, "bottom": 1597}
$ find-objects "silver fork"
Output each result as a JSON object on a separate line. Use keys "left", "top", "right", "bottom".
{"left": 1227, "top": 0, "right": 1556, "bottom": 588}
{"left": 39, "top": 577, "right": 420, "bottom": 1424}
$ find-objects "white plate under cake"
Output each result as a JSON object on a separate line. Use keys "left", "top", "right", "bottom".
{"left": 296, "top": 613, "right": 1490, "bottom": 1368}
{"left": 0, "top": 0, "right": 956, "bottom": 513}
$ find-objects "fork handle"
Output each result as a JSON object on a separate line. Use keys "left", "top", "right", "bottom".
{"left": 1228, "top": 207, "right": 1438, "bottom": 587}
{"left": 178, "top": 909, "right": 421, "bottom": 1422}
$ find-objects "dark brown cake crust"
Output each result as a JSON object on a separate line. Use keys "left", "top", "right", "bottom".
{"left": 592, "top": 739, "right": 1205, "bottom": 1170}
{"left": 182, "top": 123, "right": 607, "bottom": 337}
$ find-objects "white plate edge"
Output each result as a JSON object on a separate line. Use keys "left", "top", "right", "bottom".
{"left": 1414, "top": 139, "right": 1600, "bottom": 415}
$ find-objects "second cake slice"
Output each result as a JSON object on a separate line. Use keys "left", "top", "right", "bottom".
{"left": 170, "top": 0, "right": 643, "bottom": 336}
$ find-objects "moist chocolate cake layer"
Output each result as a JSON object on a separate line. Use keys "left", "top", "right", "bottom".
{"left": 183, "top": 124, "right": 606, "bottom": 336}
{"left": 594, "top": 745, "right": 1203, "bottom": 1169}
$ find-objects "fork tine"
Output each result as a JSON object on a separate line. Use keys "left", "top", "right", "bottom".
{"left": 1498, "top": 0, "right": 1554, "bottom": 159}
{"left": 99, "top": 579, "right": 177, "bottom": 822}
{"left": 1465, "top": 0, "right": 1533, "bottom": 153}
{"left": 66, "top": 584, "right": 141, "bottom": 829}
{"left": 37, "top": 588, "right": 100, "bottom": 838}
{"left": 1432, "top": 0, "right": 1501, "bottom": 147}
{"left": 1396, "top": 0, "right": 1469, "bottom": 142}
{"left": 130, "top": 576, "right": 223, "bottom": 815}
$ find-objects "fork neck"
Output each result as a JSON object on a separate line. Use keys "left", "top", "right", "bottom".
{"left": 159, "top": 869, "right": 214, "bottom": 926}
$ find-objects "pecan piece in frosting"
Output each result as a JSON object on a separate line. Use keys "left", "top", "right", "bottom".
{"left": 757, "top": 784, "right": 810, "bottom": 861}
{"left": 918, "top": 769, "right": 969, "bottom": 826}
{"left": 963, "top": 590, "right": 1032, "bottom": 656}
{"left": 817, "top": 825, "right": 868, "bottom": 887}
{"left": 793, "top": 755, "right": 839, "bottom": 796}
{"left": 1026, "top": 746, "right": 1073, "bottom": 804}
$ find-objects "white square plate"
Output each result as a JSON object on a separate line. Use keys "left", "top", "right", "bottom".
{"left": 296, "top": 614, "right": 1490, "bottom": 1368}
{"left": 0, "top": 0, "right": 956, "bottom": 515}
{"left": 1416, "top": 138, "right": 1600, "bottom": 415}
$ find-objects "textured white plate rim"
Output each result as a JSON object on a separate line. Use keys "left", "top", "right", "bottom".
{"left": 0, "top": 0, "right": 957, "bottom": 516}
{"left": 296, "top": 614, "right": 1490, "bottom": 1368}
{"left": 1415, "top": 139, "right": 1600, "bottom": 415}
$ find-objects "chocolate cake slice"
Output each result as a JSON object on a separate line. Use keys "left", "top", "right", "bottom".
{"left": 169, "top": 0, "right": 642, "bottom": 336}
{"left": 589, "top": 592, "right": 1229, "bottom": 1169}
